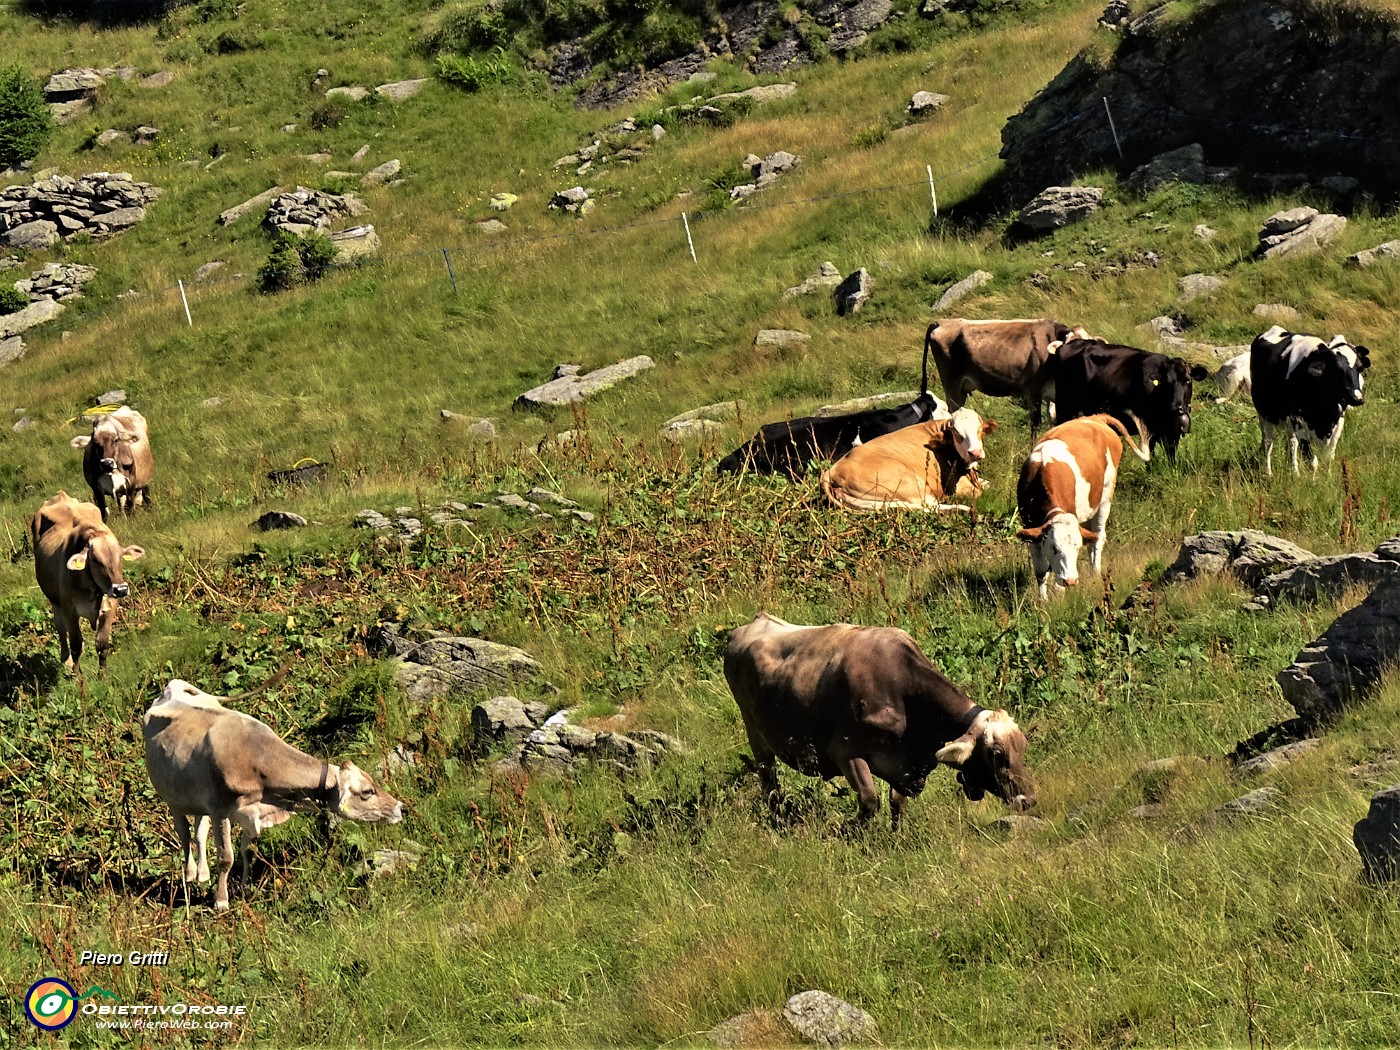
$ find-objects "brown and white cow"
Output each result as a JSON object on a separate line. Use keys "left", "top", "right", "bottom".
{"left": 925, "top": 318, "right": 1090, "bottom": 436}
{"left": 71, "top": 406, "right": 153, "bottom": 519}
{"left": 31, "top": 491, "right": 145, "bottom": 673}
{"left": 820, "top": 408, "right": 996, "bottom": 512}
{"left": 724, "top": 613, "right": 1035, "bottom": 829}
{"left": 143, "top": 679, "right": 404, "bottom": 911}
{"left": 1016, "top": 413, "right": 1150, "bottom": 598}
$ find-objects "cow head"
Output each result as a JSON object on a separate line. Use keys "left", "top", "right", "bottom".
{"left": 65, "top": 524, "right": 144, "bottom": 599}
{"left": 1017, "top": 511, "right": 1096, "bottom": 588}
{"left": 1312, "top": 335, "right": 1370, "bottom": 409}
{"left": 949, "top": 409, "right": 996, "bottom": 465}
{"left": 335, "top": 762, "right": 405, "bottom": 823}
{"left": 935, "top": 709, "right": 1035, "bottom": 810}
{"left": 72, "top": 416, "right": 142, "bottom": 493}
{"left": 1142, "top": 356, "right": 1208, "bottom": 456}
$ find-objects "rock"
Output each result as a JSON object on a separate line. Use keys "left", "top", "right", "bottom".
{"left": 664, "top": 401, "right": 742, "bottom": 427}
{"left": 369, "top": 847, "right": 421, "bottom": 877}
{"left": 476, "top": 219, "right": 507, "bottom": 234}
{"left": 133, "top": 126, "right": 159, "bottom": 146}
{"left": 218, "top": 185, "right": 284, "bottom": 226}
{"left": 471, "top": 696, "right": 540, "bottom": 747}
{"left": 1250, "top": 544, "right": 1400, "bottom": 609}
{"left": 988, "top": 814, "right": 1050, "bottom": 836}
{"left": 816, "top": 391, "right": 926, "bottom": 417}
{"left": 1234, "top": 738, "right": 1320, "bottom": 778}
{"left": 1351, "top": 755, "right": 1398, "bottom": 782}
{"left": 753, "top": 151, "right": 800, "bottom": 178}
{"left": 0, "top": 298, "right": 64, "bottom": 340}
{"left": 361, "top": 160, "right": 401, "bottom": 187}
{"left": 908, "top": 91, "right": 949, "bottom": 117}
{"left": 138, "top": 71, "right": 174, "bottom": 89}
{"left": 350, "top": 144, "right": 371, "bottom": 163}
{"left": 49, "top": 98, "right": 93, "bottom": 124}
{"left": 253, "top": 511, "right": 308, "bottom": 531}
{"left": 526, "top": 487, "right": 578, "bottom": 509}
{"left": 375, "top": 78, "right": 428, "bottom": 101}
{"left": 201, "top": 396, "right": 224, "bottom": 408}
{"left": 330, "top": 224, "right": 381, "bottom": 261}
{"left": 784, "top": 261, "right": 844, "bottom": 298}
{"left": 325, "top": 86, "right": 369, "bottom": 101}
{"left": 1127, "top": 143, "right": 1205, "bottom": 191}
{"left": 93, "top": 206, "right": 146, "bottom": 230}
{"left": 1277, "top": 574, "right": 1400, "bottom": 720}
{"left": 4, "top": 220, "right": 59, "bottom": 251}
{"left": 489, "top": 192, "right": 517, "bottom": 212}
{"left": 1194, "top": 224, "right": 1217, "bottom": 240}
{"left": 834, "top": 268, "right": 873, "bottom": 316}
{"left": 651, "top": 124, "right": 666, "bottom": 140}
{"left": 17, "top": 262, "right": 98, "bottom": 303}
{"left": 1178, "top": 273, "right": 1225, "bottom": 303}
{"left": 662, "top": 418, "right": 724, "bottom": 441}
{"left": 1098, "top": 0, "right": 1132, "bottom": 28}
{"left": 302, "top": 152, "right": 332, "bottom": 165}
{"left": 353, "top": 509, "right": 392, "bottom": 530}
{"left": 754, "top": 329, "right": 809, "bottom": 349}
{"left": 709, "top": 83, "right": 798, "bottom": 107}
{"left": 782, "top": 991, "right": 879, "bottom": 1046}
{"left": 707, "top": 1010, "right": 774, "bottom": 1048}
{"left": 95, "top": 389, "right": 126, "bottom": 405}
{"left": 1161, "top": 530, "right": 1315, "bottom": 588}
{"left": 514, "top": 356, "right": 655, "bottom": 410}
{"left": 934, "top": 269, "right": 993, "bottom": 310}
{"left": 1259, "top": 211, "right": 1346, "bottom": 259}
{"left": 496, "top": 493, "right": 541, "bottom": 515}
{"left": 95, "top": 129, "right": 127, "bottom": 147}
{"left": 264, "top": 186, "right": 368, "bottom": 235}
{"left": 1020, "top": 186, "right": 1103, "bottom": 231}
{"left": 1252, "top": 303, "right": 1299, "bottom": 321}
{"left": 538, "top": 430, "right": 583, "bottom": 452}
{"left": 1348, "top": 240, "right": 1400, "bottom": 268}
{"left": 379, "top": 628, "right": 551, "bottom": 705}
{"left": 1354, "top": 784, "right": 1400, "bottom": 881}
{"left": 194, "top": 260, "right": 226, "bottom": 283}
{"left": 45, "top": 68, "right": 105, "bottom": 98}
{"left": 1215, "top": 786, "right": 1282, "bottom": 820}
{"left": 282, "top": 124, "right": 297, "bottom": 133}
{"left": 0, "top": 336, "right": 23, "bottom": 366}
{"left": 1128, "top": 803, "right": 1165, "bottom": 820}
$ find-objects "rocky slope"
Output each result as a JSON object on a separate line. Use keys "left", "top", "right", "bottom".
{"left": 1000, "top": 0, "right": 1400, "bottom": 198}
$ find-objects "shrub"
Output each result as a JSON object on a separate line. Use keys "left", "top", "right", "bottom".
{"left": 0, "top": 65, "right": 55, "bottom": 170}
{"left": 435, "top": 49, "right": 516, "bottom": 92}
{"left": 420, "top": 1, "right": 509, "bottom": 53}
{"left": 309, "top": 101, "right": 349, "bottom": 130}
{"left": 257, "top": 232, "right": 340, "bottom": 293}
{"left": 0, "top": 287, "right": 30, "bottom": 315}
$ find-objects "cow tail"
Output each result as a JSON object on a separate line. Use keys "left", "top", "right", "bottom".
{"left": 820, "top": 468, "right": 840, "bottom": 506}
{"left": 1114, "top": 412, "right": 1153, "bottom": 463}
{"left": 922, "top": 322, "right": 941, "bottom": 397}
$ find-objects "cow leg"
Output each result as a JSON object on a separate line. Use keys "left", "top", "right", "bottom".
{"left": 1259, "top": 420, "right": 1276, "bottom": 478}
{"left": 194, "top": 815, "right": 211, "bottom": 882}
{"left": 1029, "top": 544, "right": 1052, "bottom": 600}
{"left": 889, "top": 786, "right": 911, "bottom": 832}
{"left": 93, "top": 597, "right": 117, "bottom": 672}
{"left": 837, "top": 755, "right": 881, "bottom": 824}
{"left": 213, "top": 817, "right": 235, "bottom": 912}
{"left": 173, "top": 811, "right": 196, "bottom": 884}
{"left": 232, "top": 810, "right": 260, "bottom": 894}
{"left": 1322, "top": 416, "right": 1345, "bottom": 469}
{"left": 1088, "top": 503, "right": 1112, "bottom": 575}
{"left": 61, "top": 607, "right": 83, "bottom": 674}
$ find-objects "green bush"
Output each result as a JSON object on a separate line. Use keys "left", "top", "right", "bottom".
{"left": 0, "top": 65, "right": 55, "bottom": 170}
{"left": 0, "top": 287, "right": 30, "bottom": 316}
{"left": 309, "top": 101, "right": 349, "bottom": 130}
{"left": 435, "top": 49, "right": 516, "bottom": 92}
{"left": 421, "top": 1, "right": 510, "bottom": 53}
{"left": 257, "top": 232, "right": 340, "bottom": 293}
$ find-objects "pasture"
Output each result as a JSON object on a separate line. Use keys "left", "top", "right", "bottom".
{"left": 2, "top": 0, "right": 1399, "bottom": 1044}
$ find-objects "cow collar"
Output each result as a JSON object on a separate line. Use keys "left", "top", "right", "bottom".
{"left": 955, "top": 704, "right": 987, "bottom": 738}
{"left": 318, "top": 763, "right": 341, "bottom": 811}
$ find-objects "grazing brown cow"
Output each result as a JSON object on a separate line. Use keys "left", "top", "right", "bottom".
{"left": 143, "top": 679, "right": 404, "bottom": 911}
{"left": 925, "top": 318, "right": 1089, "bottom": 435}
{"left": 820, "top": 408, "right": 996, "bottom": 512}
{"left": 724, "top": 613, "right": 1035, "bottom": 828}
{"left": 31, "top": 491, "right": 145, "bottom": 673}
{"left": 1016, "top": 413, "right": 1150, "bottom": 598}
{"left": 71, "top": 406, "right": 153, "bottom": 519}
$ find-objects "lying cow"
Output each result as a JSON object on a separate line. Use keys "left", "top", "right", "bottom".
{"left": 1052, "top": 338, "right": 1208, "bottom": 458}
{"left": 143, "top": 679, "right": 404, "bottom": 911}
{"left": 1213, "top": 351, "right": 1252, "bottom": 403}
{"left": 31, "top": 491, "right": 145, "bottom": 674}
{"left": 820, "top": 408, "right": 995, "bottom": 512}
{"left": 716, "top": 391, "right": 948, "bottom": 479}
{"left": 1016, "top": 414, "right": 1151, "bottom": 598}
{"left": 1250, "top": 325, "right": 1371, "bottom": 477}
{"left": 724, "top": 613, "right": 1035, "bottom": 828}
{"left": 71, "top": 406, "right": 153, "bottom": 519}
{"left": 925, "top": 317, "right": 1088, "bottom": 436}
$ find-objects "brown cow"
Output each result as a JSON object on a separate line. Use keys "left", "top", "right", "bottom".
{"left": 820, "top": 408, "right": 996, "bottom": 512}
{"left": 925, "top": 318, "right": 1089, "bottom": 436}
{"left": 1016, "top": 413, "right": 1150, "bottom": 598}
{"left": 144, "top": 679, "right": 404, "bottom": 911}
{"left": 724, "top": 613, "right": 1035, "bottom": 828}
{"left": 31, "top": 491, "right": 145, "bottom": 673}
{"left": 71, "top": 406, "right": 153, "bottom": 519}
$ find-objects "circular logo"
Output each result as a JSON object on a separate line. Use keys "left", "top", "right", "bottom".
{"left": 25, "top": 978, "right": 78, "bottom": 1031}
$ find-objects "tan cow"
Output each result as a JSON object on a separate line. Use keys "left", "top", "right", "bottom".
{"left": 925, "top": 318, "right": 1090, "bottom": 436}
{"left": 821, "top": 408, "right": 996, "bottom": 512}
{"left": 143, "top": 679, "right": 404, "bottom": 911}
{"left": 1016, "top": 413, "right": 1150, "bottom": 598}
{"left": 31, "top": 491, "right": 145, "bottom": 674}
{"left": 71, "top": 406, "right": 153, "bottom": 519}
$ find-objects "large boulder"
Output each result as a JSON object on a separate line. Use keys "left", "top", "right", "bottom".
{"left": 0, "top": 298, "right": 64, "bottom": 340}
{"left": 3, "top": 220, "right": 59, "bottom": 251}
{"left": 1277, "top": 574, "right": 1400, "bottom": 720}
{"left": 264, "top": 186, "right": 368, "bottom": 235}
{"left": 1162, "top": 530, "right": 1315, "bottom": 588}
{"left": 374, "top": 626, "right": 552, "bottom": 705}
{"left": 1019, "top": 186, "right": 1103, "bottom": 231}
{"left": 1348, "top": 240, "right": 1400, "bottom": 268}
{"left": 1258, "top": 209, "right": 1346, "bottom": 259}
{"left": 1127, "top": 143, "right": 1206, "bottom": 191}
{"left": 934, "top": 269, "right": 993, "bottom": 310}
{"left": 834, "top": 268, "right": 872, "bottom": 315}
{"left": 782, "top": 991, "right": 879, "bottom": 1046}
{"left": 515, "top": 356, "right": 655, "bottom": 410}
{"left": 1248, "top": 539, "right": 1400, "bottom": 609}
{"left": 1354, "top": 784, "right": 1400, "bottom": 881}
{"left": 218, "top": 185, "right": 284, "bottom": 226}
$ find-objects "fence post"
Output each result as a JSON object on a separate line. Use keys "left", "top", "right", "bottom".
{"left": 681, "top": 212, "right": 697, "bottom": 264}
{"left": 177, "top": 279, "right": 192, "bottom": 327}
{"left": 927, "top": 164, "right": 938, "bottom": 218}
{"left": 1102, "top": 96, "right": 1124, "bottom": 159}
{"left": 441, "top": 248, "right": 459, "bottom": 294}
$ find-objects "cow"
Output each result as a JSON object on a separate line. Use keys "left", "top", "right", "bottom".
{"left": 1051, "top": 338, "right": 1209, "bottom": 458}
{"left": 1249, "top": 325, "right": 1371, "bottom": 477}
{"left": 924, "top": 318, "right": 1090, "bottom": 437}
{"left": 1016, "top": 413, "right": 1151, "bottom": 598}
{"left": 70, "top": 406, "right": 153, "bottom": 519}
{"left": 1213, "top": 351, "right": 1252, "bottom": 403}
{"left": 31, "top": 491, "right": 145, "bottom": 674}
{"left": 143, "top": 679, "right": 404, "bottom": 911}
{"left": 723, "top": 613, "right": 1035, "bottom": 829}
{"left": 820, "top": 408, "right": 995, "bottom": 512}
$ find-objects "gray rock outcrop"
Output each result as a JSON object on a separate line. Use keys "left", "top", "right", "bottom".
{"left": 909, "top": 91, "right": 949, "bottom": 117}
{"left": 1354, "top": 784, "right": 1400, "bottom": 880}
{"left": 1277, "top": 574, "right": 1400, "bottom": 720}
{"left": 1161, "top": 530, "right": 1315, "bottom": 588}
{"left": 1215, "top": 786, "right": 1282, "bottom": 820}
{"left": 264, "top": 187, "right": 368, "bottom": 235}
{"left": 329, "top": 224, "right": 380, "bottom": 260}
{"left": 1348, "top": 240, "right": 1400, "bottom": 268}
{"left": 729, "top": 151, "right": 801, "bottom": 201}
{"left": 1248, "top": 538, "right": 1400, "bottom": 610}
{"left": 375, "top": 78, "right": 427, "bottom": 101}
{"left": 1233, "top": 738, "right": 1320, "bottom": 779}
{"left": 12, "top": 262, "right": 97, "bottom": 304}
{"left": 0, "top": 336, "right": 24, "bottom": 366}
{"left": 0, "top": 298, "right": 64, "bottom": 340}
{"left": 783, "top": 261, "right": 843, "bottom": 298}
{"left": 816, "top": 391, "right": 928, "bottom": 417}
{"left": 514, "top": 356, "right": 655, "bottom": 410}
{"left": 1020, "top": 186, "right": 1103, "bottom": 231}
{"left": 662, "top": 401, "right": 741, "bottom": 439}
{"left": 1127, "top": 143, "right": 1205, "bottom": 191}
{"left": 253, "top": 511, "right": 307, "bottom": 531}
{"left": 1258, "top": 208, "right": 1346, "bottom": 259}
{"left": 934, "top": 269, "right": 993, "bottom": 310}
{"left": 1178, "top": 272, "right": 1224, "bottom": 304}
{"left": 549, "top": 186, "right": 593, "bottom": 215}
{"left": 754, "top": 329, "right": 809, "bottom": 349}
{"left": 374, "top": 625, "right": 552, "bottom": 705}
{"left": 782, "top": 991, "right": 879, "bottom": 1046}
{"left": 479, "top": 703, "right": 684, "bottom": 778}
{"left": 834, "top": 268, "right": 872, "bottom": 315}
{"left": 218, "top": 185, "right": 284, "bottom": 226}
{"left": 1, "top": 172, "right": 161, "bottom": 247}
{"left": 361, "top": 160, "right": 401, "bottom": 187}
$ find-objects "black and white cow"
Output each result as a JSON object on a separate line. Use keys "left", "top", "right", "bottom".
{"left": 1249, "top": 325, "right": 1371, "bottom": 476}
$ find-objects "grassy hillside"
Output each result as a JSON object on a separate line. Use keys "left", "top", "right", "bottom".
{"left": 3, "top": 0, "right": 1400, "bottom": 1045}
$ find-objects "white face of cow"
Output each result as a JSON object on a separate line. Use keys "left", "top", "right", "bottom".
{"left": 1018, "top": 512, "right": 1097, "bottom": 593}
{"left": 949, "top": 408, "right": 986, "bottom": 464}
{"left": 336, "top": 761, "right": 404, "bottom": 824}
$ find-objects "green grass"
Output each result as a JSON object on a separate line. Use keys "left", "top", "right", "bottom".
{"left": 3, "top": 0, "right": 1400, "bottom": 1045}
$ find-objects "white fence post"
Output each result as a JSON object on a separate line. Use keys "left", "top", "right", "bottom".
{"left": 682, "top": 212, "right": 697, "bottom": 264}
{"left": 1102, "top": 96, "right": 1124, "bottom": 159}
{"left": 927, "top": 165, "right": 938, "bottom": 217}
{"left": 178, "top": 279, "right": 192, "bottom": 327}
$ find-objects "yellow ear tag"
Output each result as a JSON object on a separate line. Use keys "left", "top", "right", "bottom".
{"left": 339, "top": 797, "right": 350, "bottom": 816}
{"left": 66, "top": 551, "right": 88, "bottom": 571}
{"left": 1152, "top": 378, "right": 1160, "bottom": 387}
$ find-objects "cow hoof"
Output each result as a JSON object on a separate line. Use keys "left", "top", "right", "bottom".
{"left": 214, "top": 900, "right": 230, "bottom": 912}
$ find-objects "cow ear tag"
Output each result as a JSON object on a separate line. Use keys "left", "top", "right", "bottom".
{"left": 1151, "top": 378, "right": 1160, "bottom": 387}
{"left": 66, "top": 551, "right": 88, "bottom": 570}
